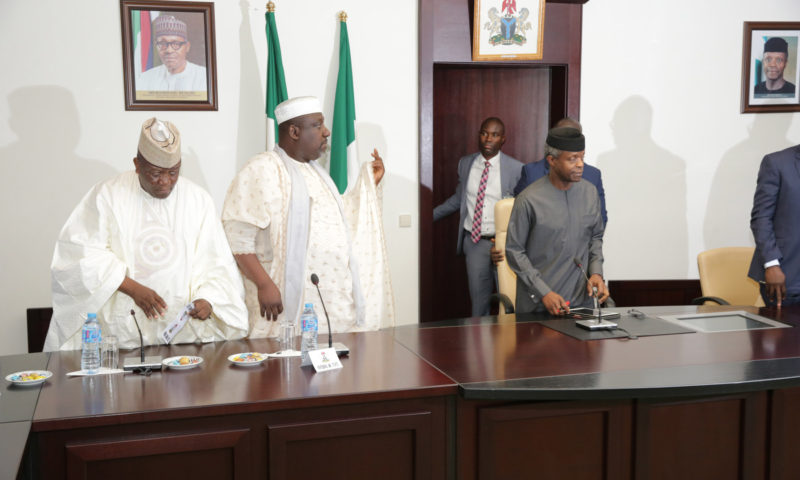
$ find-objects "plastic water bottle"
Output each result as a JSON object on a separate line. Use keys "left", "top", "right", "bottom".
{"left": 300, "top": 303, "right": 319, "bottom": 366}
{"left": 81, "top": 313, "right": 102, "bottom": 373}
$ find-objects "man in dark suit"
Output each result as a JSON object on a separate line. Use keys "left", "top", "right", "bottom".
{"left": 513, "top": 118, "right": 608, "bottom": 225}
{"left": 748, "top": 145, "right": 800, "bottom": 307}
{"left": 434, "top": 117, "right": 523, "bottom": 316}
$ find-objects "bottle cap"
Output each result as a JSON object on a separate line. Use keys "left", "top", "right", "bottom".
{"left": 304, "top": 303, "right": 313, "bottom": 308}
{"left": 87, "top": 313, "right": 97, "bottom": 319}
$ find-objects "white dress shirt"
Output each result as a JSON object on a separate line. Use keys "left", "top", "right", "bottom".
{"left": 463, "top": 153, "right": 502, "bottom": 236}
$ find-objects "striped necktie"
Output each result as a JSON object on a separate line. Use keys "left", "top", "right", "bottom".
{"left": 471, "top": 161, "right": 491, "bottom": 243}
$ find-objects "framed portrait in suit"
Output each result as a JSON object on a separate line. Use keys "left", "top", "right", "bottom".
{"left": 472, "top": 0, "right": 545, "bottom": 61}
{"left": 120, "top": 0, "right": 218, "bottom": 111}
{"left": 741, "top": 22, "right": 800, "bottom": 113}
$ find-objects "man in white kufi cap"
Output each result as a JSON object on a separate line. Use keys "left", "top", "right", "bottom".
{"left": 44, "top": 118, "right": 248, "bottom": 351}
{"left": 222, "top": 96, "right": 395, "bottom": 338}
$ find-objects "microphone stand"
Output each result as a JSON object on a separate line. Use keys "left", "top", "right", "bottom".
{"left": 310, "top": 274, "right": 350, "bottom": 356}
{"left": 123, "top": 309, "right": 163, "bottom": 371}
{"left": 573, "top": 259, "right": 617, "bottom": 331}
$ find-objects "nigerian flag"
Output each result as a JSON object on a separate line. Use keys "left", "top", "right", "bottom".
{"left": 330, "top": 13, "right": 357, "bottom": 194}
{"left": 265, "top": 2, "right": 288, "bottom": 150}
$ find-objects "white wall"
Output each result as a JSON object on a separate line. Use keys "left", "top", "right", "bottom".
{"left": 581, "top": 0, "right": 800, "bottom": 280}
{"left": 0, "top": 0, "right": 418, "bottom": 355}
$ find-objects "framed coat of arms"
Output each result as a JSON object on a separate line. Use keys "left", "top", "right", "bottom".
{"left": 472, "top": 0, "right": 545, "bottom": 61}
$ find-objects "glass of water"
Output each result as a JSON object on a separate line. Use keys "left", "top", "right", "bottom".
{"left": 279, "top": 321, "right": 296, "bottom": 353}
{"left": 101, "top": 335, "right": 119, "bottom": 370}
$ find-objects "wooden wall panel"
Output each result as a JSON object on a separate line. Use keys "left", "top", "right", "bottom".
{"left": 635, "top": 393, "right": 766, "bottom": 480}
{"left": 64, "top": 429, "right": 250, "bottom": 480}
{"left": 430, "top": 66, "right": 552, "bottom": 321}
{"left": 34, "top": 396, "right": 450, "bottom": 480}
{"left": 419, "top": 0, "right": 585, "bottom": 322}
{"left": 609, "top": 279, "right": 702, "bottom": 307}
{"left": 769, "top": 387, "right": 800, "bottom": 480}
{"left": 474, "top": 400, "right": 632, "bottom": 480}
{"left": 267, "top": 412, "right": 432, "bottom": 480}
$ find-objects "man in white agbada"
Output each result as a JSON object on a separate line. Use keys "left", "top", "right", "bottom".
{"left": 222, "top": 96, "right": 395, "bottom": 337}
{"left": 137, "top": 15, "right": 207, "bottom": 92}
{"left": 44, "top": 118, "right": 248, "bottom": 351}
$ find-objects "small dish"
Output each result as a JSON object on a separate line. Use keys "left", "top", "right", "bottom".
{"left": 5, "top": 370, "right": 53, "bottom": 386}
{"left": 227, "top": 352, "right": 267, "bottom": 367}
{"left": 162, "top": 356, "right": 203, "bottom": 370}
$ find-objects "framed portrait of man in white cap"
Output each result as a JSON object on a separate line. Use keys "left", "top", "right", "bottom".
{"left": 120, "top": 0, "right": 218, "bottom": 111}
{"left": 741, "top": 21, "right": 800, "bottom": 113}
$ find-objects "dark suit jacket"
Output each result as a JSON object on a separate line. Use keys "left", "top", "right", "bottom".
{"left": 748, "top": 145, "right": 800, "bottom": 294}
{"left": 513, "top": 158, "right": 608, "bottom": 225}
{"left": 434, "top": 152, "right": 523, "bottom": 254}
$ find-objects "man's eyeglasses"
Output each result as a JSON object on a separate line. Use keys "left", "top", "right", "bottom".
{"left": 156, "top": 41, "right": 187, "bottom": 51}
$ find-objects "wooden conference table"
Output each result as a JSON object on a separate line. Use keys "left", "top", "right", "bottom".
{"left": 8, "top": 304, "right": 800, "bottom": 479}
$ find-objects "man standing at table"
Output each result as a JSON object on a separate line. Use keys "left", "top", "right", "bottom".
{"left": 505, "top": 126, "right": 608, "bottom": 315}
{"left": 748, "top": 144, "right": 800, "bottom": 307}
{"left": 44, "top": 118, "right": 248, "bottom": 351}
{"left": 222, "top": 96, "right": 395, "bottom": 337}
{"left": 433, "top": 117, "right": 523, "bottom": 316}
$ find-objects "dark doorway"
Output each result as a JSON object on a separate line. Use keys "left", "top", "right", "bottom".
{"left": 427, "top": 64, "right": 559, "bottom": 321}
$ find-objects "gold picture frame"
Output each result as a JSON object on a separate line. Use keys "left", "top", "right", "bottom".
{"left": 472, "top": 0, "right": 546, "bottom": 61}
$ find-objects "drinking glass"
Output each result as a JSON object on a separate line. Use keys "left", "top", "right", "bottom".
{"left": 279, "top": 321, "right": 296, "bottom": 353}
{"left": 101, "top": 335, "right": 119, "bottom": 370}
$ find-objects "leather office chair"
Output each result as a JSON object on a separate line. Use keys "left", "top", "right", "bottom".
{"left": 491, "top": 198, "right": 517, "bottom": 313}
{"left": 693, "top": 247, "right": 765, "bottom": 306}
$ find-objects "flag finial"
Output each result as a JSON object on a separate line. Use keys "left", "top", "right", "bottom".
{"left": 267, "top": 2, "right": 275, "bottom": 13}
{"left": 339, "top": 11, "right": 347, "bottom": 22}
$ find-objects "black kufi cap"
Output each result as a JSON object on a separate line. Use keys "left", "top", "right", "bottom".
{"left": 546, "top": 127, "right": 585, "bottom": 152}
{"left": 764, "top": 37, "right": 789, "bottom": 55}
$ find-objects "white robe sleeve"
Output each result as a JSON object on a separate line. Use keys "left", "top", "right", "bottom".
{"left": 45, "top": 184, "right": 128, "bottom": 351}
{"left": 188, "top": 194, "right": 249, "bottom": 341}
{"left": 342, "top": 163, "right": 396, "bottom": 329}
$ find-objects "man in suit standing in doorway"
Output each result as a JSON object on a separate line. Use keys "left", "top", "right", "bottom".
{"left": 434, "top": 117, "right": 523, "bottom": 316}
{"left": 749, "top": 145, "right": 800, "bottom": 307}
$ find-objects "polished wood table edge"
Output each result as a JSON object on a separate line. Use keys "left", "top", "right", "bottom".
{"left": 389, "top": 329, "right": 462, "bottom": 381}
{"left": 1, "top": 351, "right": 49, "bottom": 423}
{"left": 458, "top": 355, "right": 800, "bottom": 401}
{"left": 408, "top": 305, "right": 787, "bottom": 329}
{"left": 30, "top": 382, "right": 459, "bottom": 432}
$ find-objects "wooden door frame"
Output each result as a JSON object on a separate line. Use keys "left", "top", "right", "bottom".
{"left": 418, "top": 0, "right": 588, "bottom": 322}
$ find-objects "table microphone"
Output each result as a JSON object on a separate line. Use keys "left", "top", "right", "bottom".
{"left": 123, "top": 309, "right": 163, "bottom": 371}
{"left": 310, "top": 274, "right": 350, "bottom": 356}
{"left": 572, "top": 258, "right": 617, "bottom": 331}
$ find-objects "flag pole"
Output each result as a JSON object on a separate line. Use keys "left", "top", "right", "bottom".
{"left": 330, "top": 11, "right": 357, "bottom": 194}
{"left": 265, "top": 1, "right": 288, "bottom": 150}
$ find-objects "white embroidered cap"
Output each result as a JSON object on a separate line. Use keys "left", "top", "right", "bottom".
{"left": 137, "top": 117, "right": 181, "bottom": 168}
{"left": 274, "top": 96, "right": 322, "bottom": 124}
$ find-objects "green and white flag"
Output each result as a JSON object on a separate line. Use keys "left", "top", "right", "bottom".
{"left": 265, "top": 3, "right": 288, "bottom": 150}
{"left": 330, "top": 14, "right": 357, "bottom": 194}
